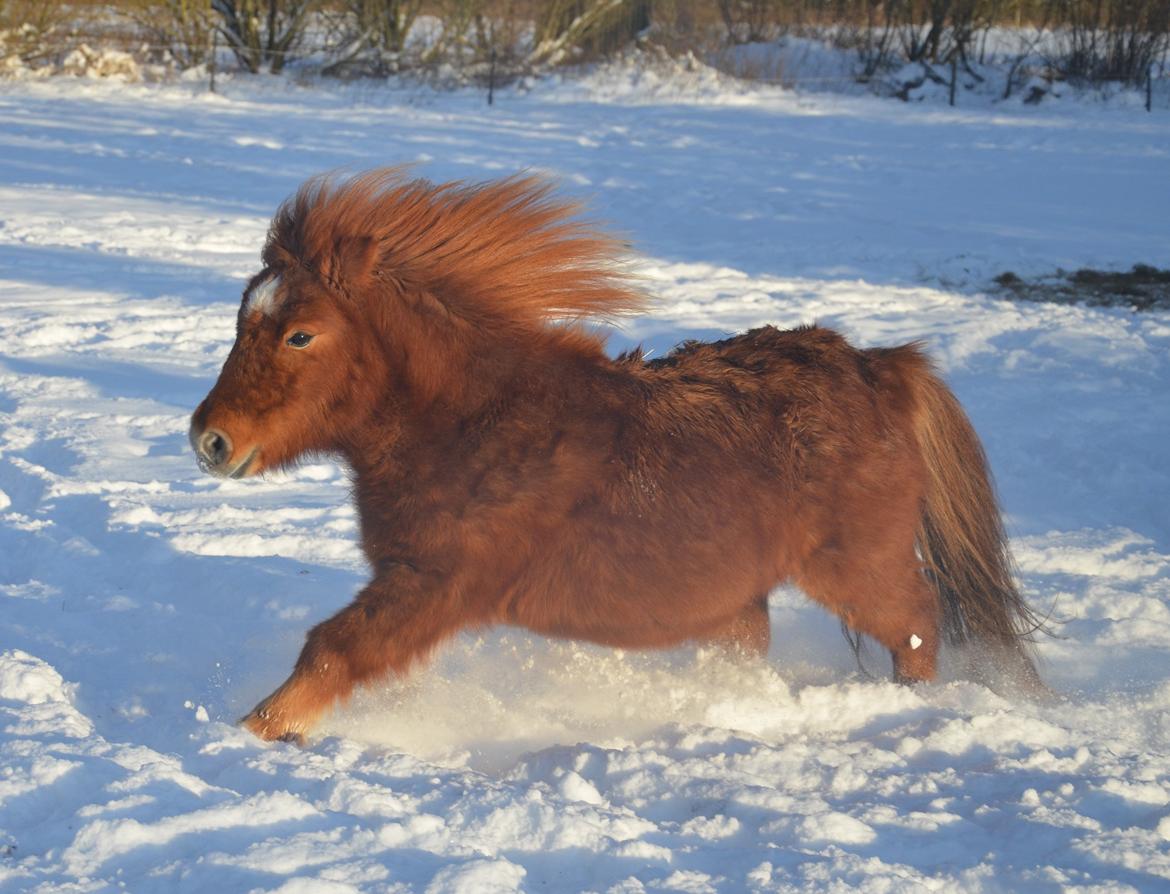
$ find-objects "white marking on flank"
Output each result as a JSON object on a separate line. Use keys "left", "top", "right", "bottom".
{"left": 909, "top": 634, "right": 923, "bottom": 650}
{"left": 244, "top": 275, "right": 282, "bottom": 317}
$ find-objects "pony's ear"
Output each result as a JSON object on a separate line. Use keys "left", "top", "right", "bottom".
{"left": 323, "top": 235, "right": 379, "bottom": 294}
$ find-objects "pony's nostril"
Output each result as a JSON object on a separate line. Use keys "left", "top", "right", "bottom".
{"left": 198, "top": 429, "right": 231, "bottom": 466}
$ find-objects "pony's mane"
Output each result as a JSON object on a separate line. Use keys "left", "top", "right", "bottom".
{"left": 262, "top": 168, "right": 645, "bottom": 327}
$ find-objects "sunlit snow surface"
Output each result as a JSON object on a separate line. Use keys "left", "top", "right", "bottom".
{"left": 1, "top": 66, "right": 1169, "bottom": 892}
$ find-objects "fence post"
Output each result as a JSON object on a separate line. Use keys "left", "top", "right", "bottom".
{"left": 1147, "top": 62, "right": 1153, "bottom": 113}
{"left": 210, "top": 30, "right": 218, "bottom": 93}
{"left": 488, "top": 48, "right": 496, "bottom": 106}
{"left": 949, "top": 57, "right": 957, "bottom": 107}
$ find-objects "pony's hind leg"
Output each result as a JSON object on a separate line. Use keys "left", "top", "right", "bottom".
{"left": 706, "top": 595, "right": 771, "bottom": 658}
{"left": 798, "top": 553, "right": 941, "bottom": 684}
{"left": 883, "top": 571, "right": 941, "bottom": 683}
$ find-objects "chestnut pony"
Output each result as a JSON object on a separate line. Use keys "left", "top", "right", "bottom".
{"left": 191, "top": 169, "right": 1040, "bottom": 742}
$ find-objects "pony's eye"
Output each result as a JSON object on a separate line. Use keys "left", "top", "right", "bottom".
{"left": 286, "top": 331, "right": 314, "bottom": 349}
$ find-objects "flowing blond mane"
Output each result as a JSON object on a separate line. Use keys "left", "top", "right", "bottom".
{"left": 262, "top": 168, "right": 646, "bottom": 327}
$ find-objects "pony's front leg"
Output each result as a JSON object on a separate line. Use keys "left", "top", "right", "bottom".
{"left": 242, "top": 571, "right": 464, "bottom": 743}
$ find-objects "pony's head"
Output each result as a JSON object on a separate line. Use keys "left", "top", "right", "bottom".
{"left": 189, "top": 263, "right": 385, "bottom": 477}
{"left": 190, "top": 168, "right": 644, "bottom": 478}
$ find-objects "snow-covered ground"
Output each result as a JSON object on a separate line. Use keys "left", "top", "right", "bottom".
{"left": 1, "top": 66, "right": 1169, "bottom": 892}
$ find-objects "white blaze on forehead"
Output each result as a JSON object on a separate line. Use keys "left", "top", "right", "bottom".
{"left": 244, "top": 275, "right": 282, "bottom": 317}
{"left": 909, "top": 634, "right": 923, "bottom": 650}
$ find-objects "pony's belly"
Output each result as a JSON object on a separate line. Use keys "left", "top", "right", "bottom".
{"left": 503, "top": 571, "right": 769, "bottom": 650}
{"left": 517, "top": 610, "right": 718, "bottom": 650}
{"left": 491, "top": 480, "right": 787, "bottom": 649}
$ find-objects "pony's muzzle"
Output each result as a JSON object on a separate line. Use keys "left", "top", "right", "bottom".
{"left": 193, "top": 427, "right": 232, "bottom": 473}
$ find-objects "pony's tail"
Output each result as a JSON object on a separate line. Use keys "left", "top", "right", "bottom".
{"left": 903, "top": 352, "right": 1045, "bottom": 693}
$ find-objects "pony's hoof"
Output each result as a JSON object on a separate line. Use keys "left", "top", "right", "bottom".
{"left": 240, "top": 709, "right": 305, "bottom": 745}
{"left": 892, "top": 672, "right": 927, "bottom": 687}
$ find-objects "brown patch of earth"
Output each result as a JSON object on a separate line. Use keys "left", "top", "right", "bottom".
{"left": 994, "top": 265, "right": 1170, "bottom": 311}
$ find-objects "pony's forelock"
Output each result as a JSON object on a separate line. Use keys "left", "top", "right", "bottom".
{"left": 261, "top": 168, "right": 647, "bottom": 329}
{"left": 243, "top": 273, "right": 282, "bottom": 317}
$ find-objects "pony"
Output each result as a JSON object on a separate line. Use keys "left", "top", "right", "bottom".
{"left": 190, "top": 169, "right": 1041, "bottom": 743}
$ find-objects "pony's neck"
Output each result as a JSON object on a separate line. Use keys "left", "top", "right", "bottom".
{"left": 431, "top": 324, "right": 611, "bottom": 415}
{"left": 339, "top": 319, "right": 611, "bottom": 478}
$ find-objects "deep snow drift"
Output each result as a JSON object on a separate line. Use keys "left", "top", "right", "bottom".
{"left": 1, "top": 65, "right": 1169, "bottom": 893}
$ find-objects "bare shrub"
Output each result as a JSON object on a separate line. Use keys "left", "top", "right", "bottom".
{"left": 1001, "top": 23, "right": 1051, "bottom": 97}
{"left": 123, "top": 0, "right": 215, "bottom": 69}
{"left": 1047, "top": 0, "right": 1170, "bottom": 84}
{"left": 718, "top": 0, "right": 782, "bottom": 43}
{"left": 847, "top": 0, "right": 983, "bottom": 74}
{"left": 529, "top": 0, "right": 650, "bottom": 66}
{"left": 4, "top": 0, "right": 1167, "bottom": 91}
{"left": 211, "top": 0, "right": 316, "bottom": 73}
{"left": 400, "top": 0, "right": 530, "bottom": 72}
{"left": 326, "top": 0, "right": 502, "bottom": 77}
{"left": 420, "top": 0, "right": 492, "bottom": 66}
{"left": 0, "top": 0, "right": 74, "bottom": 66}
{"left": 352, "top": 0, "right": 423, "bottom": 55}
{"left": 840, "top": 0, "right": 903, "bottom": 79}
{"left": 441, "top": 0, "right": 533, "bottom": 67}
{"left": 318, "top": 0, "right": 424, "bottom": 74}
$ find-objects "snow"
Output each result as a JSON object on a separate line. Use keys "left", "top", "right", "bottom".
{"left": 1, "top": 64, "right": 1170, "bottom": 892}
